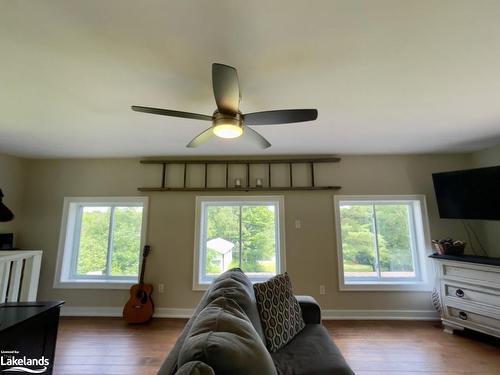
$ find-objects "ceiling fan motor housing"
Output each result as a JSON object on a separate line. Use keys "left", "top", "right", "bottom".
{"left": 212, "top": 111, "right": 243, "bottom": 138}
{"left": 213, "top": 111, "right": 243, "bottom": 127}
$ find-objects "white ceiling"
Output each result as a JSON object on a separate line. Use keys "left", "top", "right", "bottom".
{"left": 1, "top": 0, "right": 500, "bottom": 158}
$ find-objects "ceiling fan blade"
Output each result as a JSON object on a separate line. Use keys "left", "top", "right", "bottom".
{"left": 131, "top": 106, "right": 213, "bottom": 121}
{"left": 212, "top": 63, "right": 240, "bottom": 114}
{"left": 186, "top": 127, "right": 215, "bottom": 148}
{"left": 244, "top": 109, "right": 318, "bottom": 125}
{"left": 245, "top": 126, "right": 271, "bottom": 149}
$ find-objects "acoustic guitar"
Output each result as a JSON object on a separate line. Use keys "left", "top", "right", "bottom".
{"left": 123, "top": 245, "right": 154, "bottom": 323}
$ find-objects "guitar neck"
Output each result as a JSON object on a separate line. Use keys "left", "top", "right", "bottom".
{"left": 139, "top": 245, "right": 150, "bottom": 284}
{"left": 139, "top": 258, "right": 147, "bottom": 284}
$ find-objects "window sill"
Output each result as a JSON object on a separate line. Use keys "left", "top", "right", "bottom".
{"left": 54, "top": 279, "right": 137, "bottom": 290}
{"left": 340, "top": 281, "right": 433, "bottom": 292}
{"left": 193, "top": 284, "right": 210, "bottom": 292}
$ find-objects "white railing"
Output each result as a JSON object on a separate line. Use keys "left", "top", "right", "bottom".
{"left": 0, "top": 250, "right": 42, "bottom": 303}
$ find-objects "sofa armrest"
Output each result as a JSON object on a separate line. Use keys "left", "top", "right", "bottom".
{"left": 295, "top": 295, "right": 321, "bottom": 324}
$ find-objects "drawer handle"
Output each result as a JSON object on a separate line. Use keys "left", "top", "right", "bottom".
{"left": 455, "top": 289, "right": 465, "bottom": 298}
{"left": 459, "top": 311, "right": 468, "bottom": 320}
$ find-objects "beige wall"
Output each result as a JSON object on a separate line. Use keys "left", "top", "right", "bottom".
{"left": 471, "top": 144, "right": 500, "bottom": 257}
{"left": 0, "top": 154, "right": 26, "bottom": 243}
{"left": 15, "top": 154, "right": 474, "bottom": 312}
{"left": 471, "top": 143, "right": 500, "bottom": 168}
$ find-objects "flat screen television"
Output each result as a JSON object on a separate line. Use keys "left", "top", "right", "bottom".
{"left": 432, "top": 165, "right": 500, "bottom": 220}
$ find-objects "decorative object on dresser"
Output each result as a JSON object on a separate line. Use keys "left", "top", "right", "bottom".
{"left": 0, "top": 233, "right": 14, "bottom": 250}
{"left": 123, "top": 245, "right": 154, "bottom": 323}
{"left": 430, "top": 254, "right": 500, "bottom": 338}
{"left": 432, "top": 238, "right": 466, "bottom": 256}
{"left": 0, "top": 189, "right": 14, "bottom": 222}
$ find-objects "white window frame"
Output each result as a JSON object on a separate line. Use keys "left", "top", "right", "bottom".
{"left": 193, "top": 196, "right": 286, "bottom": 291}
{"left": 334, "top": 195, "right": 433, "bottom": 291}
{"left": 54, "top": 196, "right": 149, "bottom": 289}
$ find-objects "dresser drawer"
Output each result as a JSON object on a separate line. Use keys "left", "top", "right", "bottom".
{"left": 433, "top": 258, "right": 500, "bottom": 338}
{"left": 442, "top": 263, "right": 500, "bottom": 286}
{"left": 447, "top": 306, "right": 500, "bottom": 331}
{"left": 444, "top": 282, "right": 500, "bottom": 309}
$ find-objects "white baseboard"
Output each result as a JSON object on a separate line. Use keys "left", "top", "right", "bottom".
{"left": 61, "top": 306, "right": 439, "bottom": 321}
{"left": 322, "top": 309, "right": 440, "bottom": 320}
{"left": 61, "top": 306, "right": 122, "bottom": 317}
{"left": 60, "top": 306, "right": 195, "bottom": 318}
{"left": 154, "top": 308, "right": 195, "bottom": 318}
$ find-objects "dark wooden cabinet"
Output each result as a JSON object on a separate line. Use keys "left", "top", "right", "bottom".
{"left": 0, "top": 301, "right": 64, "bottom": 374}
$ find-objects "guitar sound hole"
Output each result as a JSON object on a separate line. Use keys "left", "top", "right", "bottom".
{"left": 136, "top": 290, "right": 148, "bottom": 304}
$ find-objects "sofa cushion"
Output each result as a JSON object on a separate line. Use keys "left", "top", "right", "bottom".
{"left": 178, "top": 296, "right": 277, "bottom": 375}
{"left": 254, "top": 273, "right": 305, "bottom": 352}
{"left": 175, "top": 361, "right": 215, "bottom": 375}
{"left": 206, "top": 268, "right": 266, "bottom": 342}
{"left": 157, "top": 268, "right": 265, "bottom": 375}
{"left": 271, "top": 324, "right": 355, "bottom": 375}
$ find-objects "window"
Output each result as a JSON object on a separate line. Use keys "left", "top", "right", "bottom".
{"left": 334, "top": 195, "right": 432, "bottom": 291}
{"left": 193, "top": 196, "right": 285, "bottom": 290}
{"left": 55, "top": 197, "right": 148, "bottom": 289}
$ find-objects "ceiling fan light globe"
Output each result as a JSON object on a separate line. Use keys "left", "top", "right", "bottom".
{"left": 213, "top": 124, "right": 243, "bottom": 139}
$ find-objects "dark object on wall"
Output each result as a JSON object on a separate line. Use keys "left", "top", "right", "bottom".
{"left": 432, "top": 165, "right": 500, "bottom": 220}
{"left": 0, "top": 301, "right": 64, "bottom": 375}
{"left": 0, "top": 189, "right": 15, "bottom": 222}
{"left": 0, "top": 233, "right": 14, "bottom": 250}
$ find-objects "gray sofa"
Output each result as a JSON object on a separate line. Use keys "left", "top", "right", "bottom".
{"left": 158, "top": 269, "right": 354, "bottom": 375}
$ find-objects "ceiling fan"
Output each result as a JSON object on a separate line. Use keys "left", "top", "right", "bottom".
{"left": 131, "top": 63, "right": 318, "bottom": 148}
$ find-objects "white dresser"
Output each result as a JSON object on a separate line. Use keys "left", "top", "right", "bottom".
{"left": 432, "top": 255, "right": 500, "bottom": 338}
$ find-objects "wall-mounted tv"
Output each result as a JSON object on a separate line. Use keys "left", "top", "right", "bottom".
{"left": 432, "top": 165, "right": 500, "bottom": 220}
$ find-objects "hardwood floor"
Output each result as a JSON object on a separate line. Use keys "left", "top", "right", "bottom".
{"left": 324, "top": 320, "right": 500, "bottom": 375}
{"left": 54, "top": 317, "right": 186, "bottom": 375}
{"left": 54, "top": 318, "right": 500, "bottom": 375}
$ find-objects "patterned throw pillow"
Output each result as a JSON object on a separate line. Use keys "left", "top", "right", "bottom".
{"left": 254, "top": 273, "right": 305, "bottom": 352}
